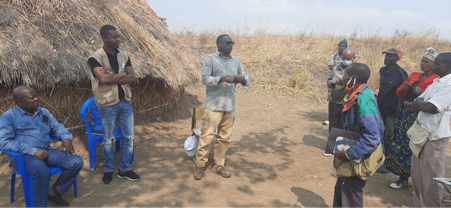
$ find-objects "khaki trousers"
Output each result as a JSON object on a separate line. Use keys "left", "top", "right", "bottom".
{"left": 195, "top": 108, "right": 235, "bottom": 168}
{"left": 411, "top": 137, "right": 449, "bottom": 207}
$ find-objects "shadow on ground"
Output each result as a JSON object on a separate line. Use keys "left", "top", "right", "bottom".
{"left": 303, "top": 111, "right": 328, "bottom": 122}
{"left": 229, "top": 126, "right": 302, "bottom": 184}
{"left": 291, "top": 187, "right": 329, "bottom": 207}
{"left": 302, "top": 134, "right": 326, "bottom": 151}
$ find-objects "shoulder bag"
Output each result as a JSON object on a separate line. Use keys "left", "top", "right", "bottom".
{"left": 407, "top": 118, "right": 440, "bottom": 157}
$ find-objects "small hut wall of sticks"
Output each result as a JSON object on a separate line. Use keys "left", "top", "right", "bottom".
{"left": 0, "top": 0, "right": 201, "bottom": 128}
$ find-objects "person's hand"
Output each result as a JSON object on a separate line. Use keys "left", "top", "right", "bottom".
{"left": 402, "top": 82, "right": 411, "bottom": 91}
{"left": 60, "top": 138, "right": 76, "bottom": 156}
{"left": 412, "top": 86, "right": 424, "bottom": 95}
{"left": 220, "top": 76, "right": 235, "bottom": 83}
{"left": 333, "top": 151, "right": 350, "bottom": 162}
{"left": 34, "top": 149, "right": 48, "bottom": 160}
{"left": 233, "top": 75, "right": 246, "bottom": 84}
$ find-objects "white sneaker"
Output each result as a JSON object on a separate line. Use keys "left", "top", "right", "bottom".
{"left": 322, "top": 152, "right": 332, "bottom": 156}
{"left": 390, "top": 179, "right": 409, "bottom": 189}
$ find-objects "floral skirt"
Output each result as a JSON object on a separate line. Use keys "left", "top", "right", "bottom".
{"left": 384, "top": 104, "right": 417, "bottom": 177}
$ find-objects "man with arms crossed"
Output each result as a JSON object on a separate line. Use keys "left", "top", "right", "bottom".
{"left": 88, "top": 25, "right": 138, "bottom": 184}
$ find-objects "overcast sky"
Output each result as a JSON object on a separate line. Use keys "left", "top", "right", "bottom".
{"left": 147, "top": 0, "right": 451, "bottom": 38}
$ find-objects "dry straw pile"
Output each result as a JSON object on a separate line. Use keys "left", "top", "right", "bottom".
{"left": 0, "top": 0, "right": 201, "bottom": 127}
{"left": 175, "top": 27, "right": 451, "bottom": 101}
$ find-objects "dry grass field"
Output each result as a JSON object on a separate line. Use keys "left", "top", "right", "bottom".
{"left": 174, "top": 28, "right": 451, "bottom": 102}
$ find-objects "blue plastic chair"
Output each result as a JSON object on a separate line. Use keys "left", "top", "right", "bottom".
{"left": 79, "top": 97, "right": 134, "bottom": 171}
{"left": 0, "top": 137, "right": 78, "bottom": 207}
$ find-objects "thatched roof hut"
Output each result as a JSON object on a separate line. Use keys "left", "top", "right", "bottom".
{"left": 0, "top": 0, "right": 200, "bottom": 127}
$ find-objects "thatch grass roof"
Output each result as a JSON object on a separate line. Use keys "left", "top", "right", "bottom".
{"left": 0, "top": 0, "right": 200, "bottom": 90}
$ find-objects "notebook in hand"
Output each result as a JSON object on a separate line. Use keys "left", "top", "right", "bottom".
{"left": 333, "top": 136, "right": 361, "bottom": 163}
{"left": 334, "top": 136, "right": 356, "bottom": 153}
{"left": 324, "top": 127, "right": 361, "bottom": 155}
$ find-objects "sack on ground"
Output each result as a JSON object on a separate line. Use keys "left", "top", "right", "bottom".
{"left": 406, "top": 121, "right": 430, "bottom": 157}
{"left": 334, "top": 143, "right": 385, "bottom": 180}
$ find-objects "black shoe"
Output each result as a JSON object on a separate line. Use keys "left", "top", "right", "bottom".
{"left": 102, "top": 172, "right": 113, "bottom": 184}
{"left": 117, "top": 170, "right": 140, "bottom": 181}
{"left": 48, "top": 194, "right": 70, "bottom": 207}
{"left": 193, "top": 166, "right": 205, "bottom": 180}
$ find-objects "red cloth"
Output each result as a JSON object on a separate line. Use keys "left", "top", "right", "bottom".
{"left": 396, "top": 72, "right": 439, "bottom": 98}
{"left": 394, "top": 48, "right": 403, "bottom": 59}
{"left": 342, "top": 84, "right": 367, "bottom": 112}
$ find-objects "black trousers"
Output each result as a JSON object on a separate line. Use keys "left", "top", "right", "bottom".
{"left": 328, "top": 102, "right": 344, "bottom": 132}
{"left": 333, "top": 177, "right": 366, "bottom": 207}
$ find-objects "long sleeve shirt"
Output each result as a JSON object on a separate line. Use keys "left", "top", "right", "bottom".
{"left": 377, "top": 64, "right": 408, "bottom": 117}
{"left": 202, "top": 52, "right": 250, "bottom": 112}
{"left": 0, "top": 106, "right": 73, "bottom": 158}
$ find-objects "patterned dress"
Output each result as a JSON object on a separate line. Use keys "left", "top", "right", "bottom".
{"left": 384, "top": 102, "right": 416, "bottom": 176}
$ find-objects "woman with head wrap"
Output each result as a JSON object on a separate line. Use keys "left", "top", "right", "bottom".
{"left": 384, "top": 47, "right": 439, "bottom": 189}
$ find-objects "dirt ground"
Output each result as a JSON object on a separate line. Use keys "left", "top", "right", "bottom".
{"left": 1, "top": 84, "right": 451, "bottom": 207}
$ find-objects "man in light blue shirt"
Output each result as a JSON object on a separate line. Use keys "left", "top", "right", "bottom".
{"left": 0, "top": 86, "right": 83, "bottom": 207}
{"left": 194, "top": 34, "right": 249, "bottom": 180}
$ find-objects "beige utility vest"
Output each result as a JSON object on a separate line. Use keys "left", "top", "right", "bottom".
{"left": 88, "top": 48, "right": 132, "bottom": 107}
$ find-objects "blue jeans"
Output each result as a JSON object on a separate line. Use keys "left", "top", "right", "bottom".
{"left": 99, "top": 99, "right": 134, "bottom": 173}
{"left": 11, "top": 149, "right": 83, "bottom": 207}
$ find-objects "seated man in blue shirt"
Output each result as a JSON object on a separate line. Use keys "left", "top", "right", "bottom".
{"left": 0, "top": 86, "right": 83, "bottom": 207}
